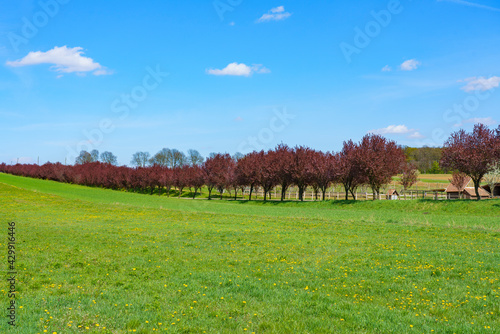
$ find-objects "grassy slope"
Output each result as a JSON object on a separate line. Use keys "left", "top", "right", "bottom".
{"left": 0, "top": 174, "right": 499, "bottom": 333}
{"left": 1, "top": 173, "right": 499, "bottom": 229}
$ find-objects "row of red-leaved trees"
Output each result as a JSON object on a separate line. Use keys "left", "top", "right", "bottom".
{"left": 0, "top": 134, "right": 415, "bottom": 201}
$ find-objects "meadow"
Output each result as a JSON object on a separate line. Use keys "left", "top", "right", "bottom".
{"left": 0, "top": 173, "right": 499, "bottom": 333}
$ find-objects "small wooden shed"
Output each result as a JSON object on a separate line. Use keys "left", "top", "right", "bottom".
{"left": 386, "top": 189, "right": 399, "bottom": 200}
{"left": 446, "top": 177, "right": 491, "bottom": 199}
{"left": 462, "top": 187, "right": 490, "bottom": 200}
{"left": 445, "top": 178, "right": 471, "bottom": 199}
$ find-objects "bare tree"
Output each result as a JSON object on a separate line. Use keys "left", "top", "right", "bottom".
{"left": 187, "top": 149, "right": 204, "bottom": 167}
{"left": 90, "top": 150, "right": 100, "bottom": 162}
{"left": 75, "top": 151, "right": 93, "bottom": 165}
{"left": 232, "top": 152, "right": 244, "bottom": 162}
{"left": 171, "top": 149, "right": 187, "bottom": 168}
{"left": 100, "top": 151, "right": 118, "bottom": 165}
{"left": 131, "top": 152, "right": 150, "bottom": 167}
{"left": 150, "top": 148, "right": 172, "bottom": 167}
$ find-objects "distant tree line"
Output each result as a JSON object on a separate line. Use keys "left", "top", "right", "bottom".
{"left": 2, "top": 124, "right": 499, "bottom": 201}
{"left": 403, "top": 146, "right": 444, "bottom": 174}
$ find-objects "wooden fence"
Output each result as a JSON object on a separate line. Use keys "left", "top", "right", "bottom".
{"left": 235, "top": 186, "right": 448, "bottom": 201}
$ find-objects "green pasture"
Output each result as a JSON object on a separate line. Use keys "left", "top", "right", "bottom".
{"left": 0, "top": 173, "right": 499, "bottom": 333}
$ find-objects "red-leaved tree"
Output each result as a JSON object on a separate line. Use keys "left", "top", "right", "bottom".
{"left": 337, "top": 141, "right": 366, "bottom": 200}
{"left": 291, "top": 146, "right": 315, "bottom": 201}
{"left": 234, "top": 152, "right": 258, "bottom": 200}
{"left": 255, "top": 150, "right": 277, "bottom": 201}
{"left": 441, "top": 123, "right": 499, "bottom": 200}
{"left": 202, "top": 153, "right": 234, "bottom": 200}
{"left": 272, "top": 144, "right": 294, "bottom": 201}
{"left": 310, "top": 151, "right": 336, "bottom": 200}
{"left": 400, "top": 162, "right": 418, "bottom": 191}
{"left": 359, "top": 134, "right": 406, "bottom": 200}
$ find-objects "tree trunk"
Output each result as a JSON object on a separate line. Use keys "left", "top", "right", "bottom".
{"left": 249, "top": 185, "right": 254, "bottom": 201}
{"left": 350, "top": 188, "right": 356, "bottom": 200}
{"left": 322, "top": 188, "right": 326, "bottom": 201}
{"left": 234, "top": 188, "right": 237, "bottom": 200}
{"left": 281, "top": 186, "right": 287, "bottom": 201}
{"left": 474, "top": 180, "right": 481, "bottom": 201}
{"left": 208, "top": 188, "right": 212, "bottom": 200}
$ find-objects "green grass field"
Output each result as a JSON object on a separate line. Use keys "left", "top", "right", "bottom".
{"left": 1, "top": 173, "right": 499, "bottom": 333}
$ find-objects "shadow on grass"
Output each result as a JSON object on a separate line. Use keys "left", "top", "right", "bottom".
{"left": 226, "top": 199, "right": 362, "bottom": 206}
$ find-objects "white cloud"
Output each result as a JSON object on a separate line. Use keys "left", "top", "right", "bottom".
{"left": 455, "top": 117, "right": 497, "bottom": 127}
{"left": 460, "top": 76, "right": 500, "bottom": 92}
{"left": 257, "top": 6, "right": 292, "bottom": 22}
{"left": 206, "top": 63, "right": 270, "bottom": 77}
{"left": 400, "top": 59, "right": 420, "bottom": 71}
{"left": 5, "top": 46, "right": 111, "bottom": 76}
{"left": 371, "top": 125, "right": 411, "bottom": 134}
{"left": 381, "top": 65, "right": 392, "bottom": 72}
{"left": 369, "top": 124, "right": 424, "bottom": 138}
{"left": 271, "top": 6, "right": 285, "bottom": 13}
{"left": 408, "top": 131, "right": 425, "bottom": 139}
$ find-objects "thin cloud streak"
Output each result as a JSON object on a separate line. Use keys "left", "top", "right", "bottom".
{"left": 438, "top": 0, "right": 500, "bottom": 12}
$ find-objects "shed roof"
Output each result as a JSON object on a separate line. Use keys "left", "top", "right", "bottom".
{"left": 445, "top": 177, "right": 472, "bottom": 193}
{"left": 463, "top": 187, "right": 490, "bottom": 198}
{"left": 386, "top": 189, "right": 399, "bottom": 196}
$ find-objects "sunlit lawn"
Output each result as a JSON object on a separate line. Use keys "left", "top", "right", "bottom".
{"left": 0, "top": 174, "right": 499, "bottom": 333}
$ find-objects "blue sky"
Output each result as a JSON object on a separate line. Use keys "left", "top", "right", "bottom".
{"left": 1, "top": 0, "right": 499, "bottom": 165}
